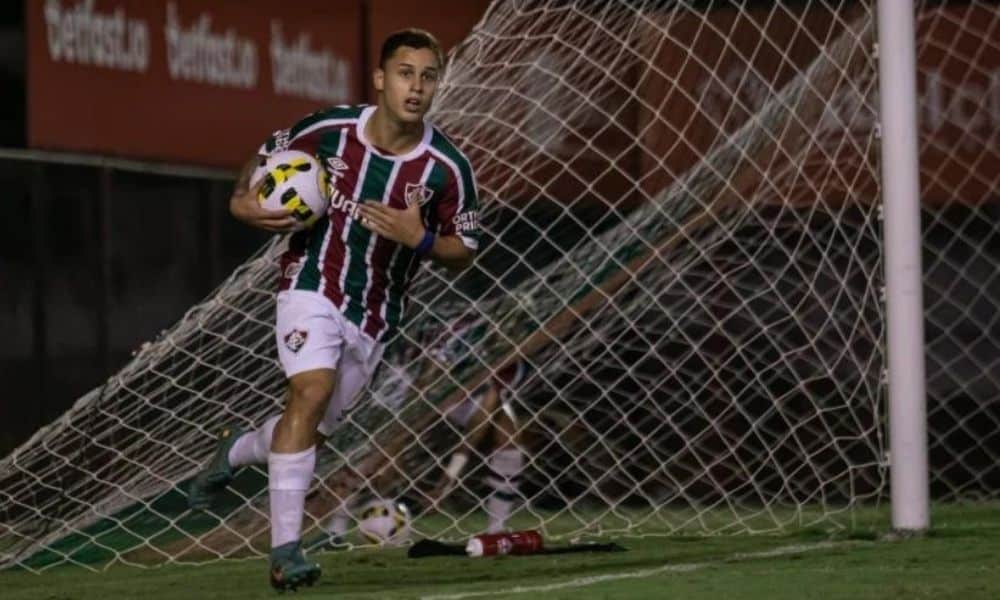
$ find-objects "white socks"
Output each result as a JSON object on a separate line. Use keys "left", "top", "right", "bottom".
{"left": 228, "top": 415, "right": 280, "bottom": 468}
{"left": 485, "top": 448, "right": 523, "bottom": 533}
{"left": 268, "top": 447, "right": 316, "bottom": 548}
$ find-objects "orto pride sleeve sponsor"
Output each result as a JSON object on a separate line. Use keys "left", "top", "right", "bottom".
{"left": 429, "top": 129, "right": 480, "bottom": 251}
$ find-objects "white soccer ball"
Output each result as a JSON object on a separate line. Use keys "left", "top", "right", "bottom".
{"left": 250, "top": 150, "right": 330, "bottom": 230}
{"left": 357, "top": 498, "right": 412, "bottom": 546}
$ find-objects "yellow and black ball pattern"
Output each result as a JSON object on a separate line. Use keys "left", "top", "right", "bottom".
{"left": 359, "top": 500, "right": 411, "bottom": 544}
{"left": 255, "top": 151, "right": 329, "bottom": 229}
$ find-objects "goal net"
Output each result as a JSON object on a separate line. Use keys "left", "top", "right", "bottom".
{"left": 1, "top": 0, "right": 993, "bottom": 572}
{"left": 916, "top": 2, "right": 1000, "bottom": 502}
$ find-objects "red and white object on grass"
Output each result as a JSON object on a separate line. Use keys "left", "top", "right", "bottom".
{"left": 465, "top": 530, "right": 544, "bottom": 557}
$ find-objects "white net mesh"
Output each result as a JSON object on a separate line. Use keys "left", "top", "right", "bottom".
{"left": 916, "top": 1, "right": 1000, "bottom": 501}
{"left": 1, "top": 0, "right": 994, "bottom": 572}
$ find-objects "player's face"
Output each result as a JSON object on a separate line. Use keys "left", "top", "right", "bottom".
{"left": 374, "top": 46, "right": 441, "bottom": 124}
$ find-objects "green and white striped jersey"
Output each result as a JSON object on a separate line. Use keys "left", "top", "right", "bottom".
{"left": 262, "top": 105, "right": 479, "bottom": 341}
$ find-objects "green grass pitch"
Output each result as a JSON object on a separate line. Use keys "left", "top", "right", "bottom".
{"left": 3, "top": 503, "right": 998, "bottom": 599}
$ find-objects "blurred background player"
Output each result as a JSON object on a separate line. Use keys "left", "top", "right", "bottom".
{"left": 422, "top": 313, "right": 528, "bottom": 534}
{"left": 432, "top": 355, "right": 527, "bottom": 534}
{"left": 312, "top": 311, "right": 529, "bottom": 546}
{"left": 186, "top": 28, "right": 479, "bottom": 591}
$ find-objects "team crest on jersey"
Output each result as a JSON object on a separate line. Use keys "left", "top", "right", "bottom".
{"left": 405, "top": 183, "right": 433, "bottom": 207}
{"left": 284, "top": 329, "right": 308, "bottom": 353}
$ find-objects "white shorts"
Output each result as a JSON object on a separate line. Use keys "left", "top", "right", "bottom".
{"left": 275, "top": 290, "right": 384, "bottom": 436}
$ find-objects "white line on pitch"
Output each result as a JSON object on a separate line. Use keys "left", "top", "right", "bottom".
{"left": 420, "top": 541, "right": 859, "bottom": 600}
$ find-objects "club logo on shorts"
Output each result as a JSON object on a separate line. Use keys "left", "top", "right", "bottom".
{"left": 284, "top": 329, "right": 308, "bottom": 353}
{"left": 405, "top": 183, "right": 433, "bottom": 207}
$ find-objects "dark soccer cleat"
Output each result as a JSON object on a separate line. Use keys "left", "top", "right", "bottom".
{"left": 269, "top": 541, "right": 322, "bottom": 591}
{"left": 187, "top": 425, "right": 243, "bottom": 510}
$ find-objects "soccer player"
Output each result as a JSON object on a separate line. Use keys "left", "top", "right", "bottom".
{"left": 187, "top": 29, "right": 479, "bottom": 591}
{"left": 424, "top": 317, "right": 528, "bottom": 534}
{"left": 432, "top": 358, "right": 527, "bottom": 534}
{"left": 312, "top": 327, "right": 528, "bottom": 547}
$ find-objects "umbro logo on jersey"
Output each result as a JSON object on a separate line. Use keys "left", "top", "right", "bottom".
{"left": 326, "top": 157, "right": 349, "bottom": 173}
{"left": 405, "top": 183, "right": 433, "bottom": 207}
{"left": 284, "top": 329, "right": 308, "bottom": 353}
{"left": 326, "top": 159, "right": 349, "bottom": 196}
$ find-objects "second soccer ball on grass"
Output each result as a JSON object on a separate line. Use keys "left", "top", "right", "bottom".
{"left": 358, "top": 498, "right": 412, "bottom": 546}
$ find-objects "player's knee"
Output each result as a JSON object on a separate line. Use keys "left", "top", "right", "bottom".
{"left": 286, "top": 373, "right": 335, "bottom": 423}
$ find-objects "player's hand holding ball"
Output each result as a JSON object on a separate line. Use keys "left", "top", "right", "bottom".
{"left": 230, "top": 177, "right": 299, "bottom": 233}
{"left": 232, "top": 150, "right": 330, "bottom": 233}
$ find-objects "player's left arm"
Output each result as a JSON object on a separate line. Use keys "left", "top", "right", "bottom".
{"left": 425, "top": 234, "right": 476, "bottom": 271}
{"left": 358, "top": 202, "right": 475, "bottom": 270}
{"left": 431, "top": 160, "right": 480, "bottom": 271}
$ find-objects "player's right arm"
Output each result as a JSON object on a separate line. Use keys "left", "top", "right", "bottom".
{"left": 231, "top": 107, "right": 348, "bottom": 233}
{"left": 228, "top": 155, "right": 299, "bottom": 233}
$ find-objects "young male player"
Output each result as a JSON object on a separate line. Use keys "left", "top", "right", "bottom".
{"left": 187, "top": 29, "right": 479, "bottom": 591}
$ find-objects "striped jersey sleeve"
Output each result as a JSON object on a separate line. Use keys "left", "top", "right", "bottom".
{"left": 258, "top": 105, "right": 366, "bottom": 156}
{"left": 429, "top": 129, "right": 480, "bottom": 251}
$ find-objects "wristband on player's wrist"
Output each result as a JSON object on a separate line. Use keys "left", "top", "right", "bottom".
{"left": 415, "top": 230, "right": 435, "bottom": 257}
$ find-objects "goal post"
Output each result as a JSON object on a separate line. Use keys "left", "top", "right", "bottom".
{"left": 876, "top": 0, "right": 929, "bottom": 533}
